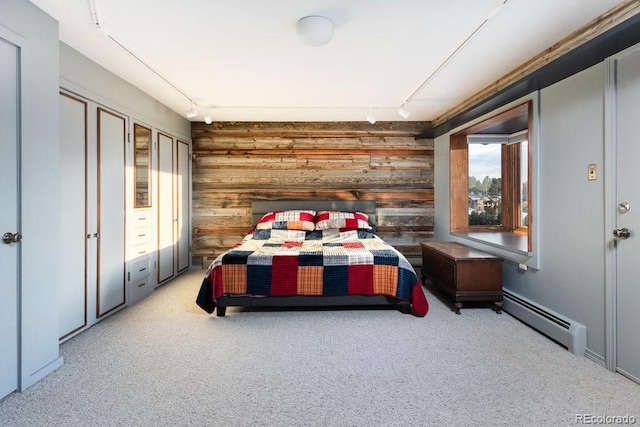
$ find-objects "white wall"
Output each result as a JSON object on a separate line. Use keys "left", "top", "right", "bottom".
{"left": 1, "top": 0, "right": 64, "bottom": 389}
{"left": 435, "top": 63, "right": 608, "bottom": 360}
{"left": 59, "top": 42, "right": 191, "bottom": 140}
{"left": 1, "top": 0, "right": 192, "bottom": 392}
{"left": 508, "top": 63, "right": 606, "bottom": 358}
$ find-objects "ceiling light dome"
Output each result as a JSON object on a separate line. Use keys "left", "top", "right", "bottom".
{"left": 296, "top": 16, "right": 334, "bottom": 47}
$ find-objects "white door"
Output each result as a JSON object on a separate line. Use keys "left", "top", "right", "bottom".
{"left": 0, "top": 36, "right": 20, "bottom": 399}
{"left": 96, "top": 107, "right": 126, "bottom": 317}
{"left": 157, "top": 132, "right": 175, "bottom": 283}
{"left": 613, "top": 46, "right": 640, "bottom": 384}
{"left": 59, "top": 93, "right": 88, "bottom": 339}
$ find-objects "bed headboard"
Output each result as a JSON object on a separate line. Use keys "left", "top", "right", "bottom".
{"left": 252, "top": 200, "right": 377, "bottom": 226}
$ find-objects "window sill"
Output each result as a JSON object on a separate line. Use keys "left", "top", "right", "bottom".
{"left": 451, "top": 231, "right": 529, "bottom": 256}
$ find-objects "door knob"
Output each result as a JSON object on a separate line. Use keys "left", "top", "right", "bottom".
{"left": 613, "top": 228, "right": 631, "bottom": 239}
{"left": 2, "top": 232, "right": 22, "bottom": 244}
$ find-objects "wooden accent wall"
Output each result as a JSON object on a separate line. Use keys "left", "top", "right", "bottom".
{"left": 191, "top": 121, "right": 434, "bottom": 266}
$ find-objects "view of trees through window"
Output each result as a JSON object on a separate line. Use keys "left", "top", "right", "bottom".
{"left": 451, "top": 101, "right": 532, "bottom": 253}
{"left": 468, "top": 143, "right": 502, "bottom": 226}
{"left": 468, "top": 140, "right": 529, "bottom": 229}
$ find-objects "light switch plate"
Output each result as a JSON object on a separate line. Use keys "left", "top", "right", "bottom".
{"left": 588, "top": 163, "right": 597, "bottom": 181}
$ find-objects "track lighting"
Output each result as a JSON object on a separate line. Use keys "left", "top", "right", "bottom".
{"left": 185, "top": 103, "right": 198, "bottom": 119}
{"left": 366, "top": 108, "right": 376, "bottom": 124}
{"left": 398, "top": 103, "right": 410, "bottom": 119}
{"left": 487, "top": 0, "right": 506, "bottom": 21}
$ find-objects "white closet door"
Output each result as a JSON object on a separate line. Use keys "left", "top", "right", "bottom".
{"left": 157, "top": 132, "right": 175, "bottom": 283}
{"left": 177, "top": 140, "right": 190, "bottom": 272}
{"left": 97, "top": 108, "right": 126, "bottom": 317}
{"left": 0, "top": 36, "right": 19, "bottom": 400}
{"left": 59, "top": 93, "right": 87, "bottom": 338}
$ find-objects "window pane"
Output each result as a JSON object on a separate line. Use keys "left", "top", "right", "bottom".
{"left": 468, "top": 143, "right": 502, "bottom": 226}
{"left": 520, "top": 140, "right": 528, "bottom": 228}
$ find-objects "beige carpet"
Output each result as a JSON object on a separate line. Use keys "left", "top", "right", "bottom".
{"left": 1, "top": 268, "right": 639, "bottom": 426}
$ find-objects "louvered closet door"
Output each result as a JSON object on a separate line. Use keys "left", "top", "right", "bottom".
{"left": 157, "top": 132, "right": 175, "bottom": 283}
{"left": 96, "top": 108, "right": 126, "bottom": 317}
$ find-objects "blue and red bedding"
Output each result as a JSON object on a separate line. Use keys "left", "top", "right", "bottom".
{"left": 196, "top": 224, "right": 429, "bottom": 317}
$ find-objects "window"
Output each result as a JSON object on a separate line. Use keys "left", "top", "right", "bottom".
{"left": 450, "top": 101, "right": 532, "bottom": 254}
{"left": 468, "top": 143, "right": 503, "bottom": 227}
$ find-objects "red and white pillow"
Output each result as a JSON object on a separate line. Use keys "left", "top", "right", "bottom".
{"left": 314, "top": 211, "right": 372, "bottom": 231}
{"left": 255, "top": 210, "right": 316, "bottom": 231}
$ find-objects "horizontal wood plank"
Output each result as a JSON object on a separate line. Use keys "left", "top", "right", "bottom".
{"left": 191, "top": 122, "right": 435, "bottom": 266}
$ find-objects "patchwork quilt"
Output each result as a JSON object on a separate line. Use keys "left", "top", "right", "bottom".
{"left": 196, "top": 228, "right": 429, "bottom": 316}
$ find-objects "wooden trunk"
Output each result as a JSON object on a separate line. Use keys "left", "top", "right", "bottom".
{"left": 420, "top": 242, "right": 503, "bottom": 314}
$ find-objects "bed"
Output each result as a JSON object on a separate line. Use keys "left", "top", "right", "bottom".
{"left": 196, "top": 201, "right": 429, "bottom": 317}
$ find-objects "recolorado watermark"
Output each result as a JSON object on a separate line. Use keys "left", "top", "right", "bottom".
{"left": 576, "top": 414, "right": 637, "bottom": 424}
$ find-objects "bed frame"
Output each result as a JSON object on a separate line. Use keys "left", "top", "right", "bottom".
{"left": 250, "top": 200, "right": 377, "bottom": 227}
{"left": 214, "top": 200, "right": 414, "bottom": 316}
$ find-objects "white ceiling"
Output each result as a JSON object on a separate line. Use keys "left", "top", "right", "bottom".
{"left": 29, "top": 0, "right": 623, "bottom": 122}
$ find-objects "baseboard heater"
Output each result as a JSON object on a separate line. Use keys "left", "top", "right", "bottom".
{"left": 502, "top": 289, "right": 586, "bottom": 356}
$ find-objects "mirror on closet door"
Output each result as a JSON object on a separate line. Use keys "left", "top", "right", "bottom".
{"left": 133, "top": 123, "right": 151, "bottom": 208}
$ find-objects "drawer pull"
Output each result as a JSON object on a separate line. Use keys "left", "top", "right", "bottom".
{"left": 138, "top": 233, "right": 146, "bottom": 238}
{"left": 137, "top": 282, "right": 146, "bottom": 288}
{"left": 138, "top": 267, "right": 147, "bottom": 273}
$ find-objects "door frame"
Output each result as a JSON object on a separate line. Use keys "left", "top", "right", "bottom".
{"left": 603, "top": 43, "right": 640, "bottom": 373}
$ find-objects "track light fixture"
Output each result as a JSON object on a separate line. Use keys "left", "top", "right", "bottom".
{"left": 398, "top": 102, "right": 410, "bottom": 119}
{"left": 487, "top": 0, "right": 507, "bottom": 20}
{"left": 398, "top": 0, "right": 509, "bottom": 115}
{"left": 185, "top": 102, "right": 198, "bottom": 119}
{"left": 366, "top": 108, "right": 376, "bottom": 124}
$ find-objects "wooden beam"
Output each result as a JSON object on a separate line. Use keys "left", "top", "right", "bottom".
{"left": 192, "top": 121, "right": 431, "bottom": 138}
{"left": 432, "top": 0, "right": 640, "bottom": 128}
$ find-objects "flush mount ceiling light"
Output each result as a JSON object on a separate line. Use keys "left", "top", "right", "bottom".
{"left": 398, "top": 102, "right": 410, "bottom": 119}
{"left": 296, "top": 15, "right": 334, "bottom": 47}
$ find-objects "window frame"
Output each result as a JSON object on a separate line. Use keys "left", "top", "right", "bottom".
{"left": 449, "top": 99, "right": 537, "bottom": 264}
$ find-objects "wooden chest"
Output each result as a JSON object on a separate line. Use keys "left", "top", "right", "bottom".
{"left": 420, "top": 242, "right": 503, "bottom": 314}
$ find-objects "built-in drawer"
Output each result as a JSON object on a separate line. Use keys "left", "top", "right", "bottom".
{"left": 129, "top": 277, "right": 152, "bottom": 302}
{"left": 131, "top": 209, "right": 151, "bottom": 229}
{"left": 131, "top": 228, "right": 151, "bottom": 247}
{"left": 130, "top": 257, "right": 151, "bottom": 283}
{"left": 131, "top": 241, "right": 151, "bottom": 259}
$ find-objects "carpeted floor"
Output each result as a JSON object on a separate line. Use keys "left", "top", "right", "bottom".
{"left": 1, "top": 268, "right": 639, "bottom": 426}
